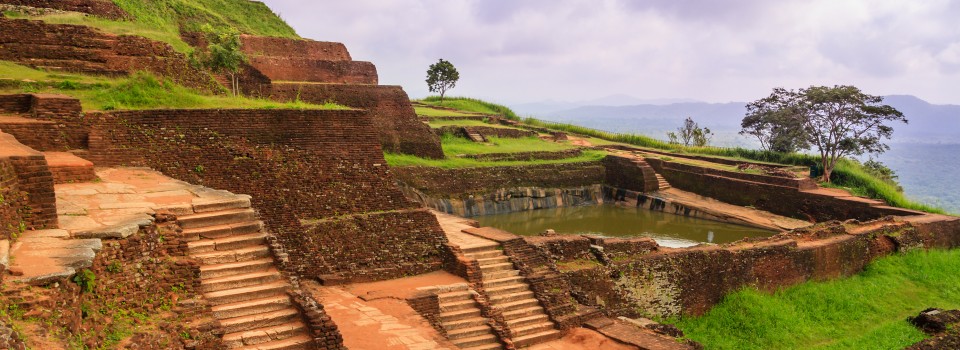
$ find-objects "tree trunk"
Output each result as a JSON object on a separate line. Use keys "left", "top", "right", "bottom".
{"left": 439, "top": 90, "right": 445, "bottom": 105}
{"left": 822, "top": 157, "right": 831, "bottom": 182}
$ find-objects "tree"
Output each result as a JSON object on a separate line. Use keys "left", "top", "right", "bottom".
{"left": 743, "top": 86, "right": 907, "bottom": 182}
{"left": 201, "top": 24, "right": 246, "bottom": 96}
{"left": 426, "top": 58, "right": 459, "bottom": 104}
{"left": 668, "top": 117, "right": 713, "bottom": 147}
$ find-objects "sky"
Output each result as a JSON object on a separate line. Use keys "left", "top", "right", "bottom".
{"left": 261, "top": 0, "right": 960, "bottom": 105}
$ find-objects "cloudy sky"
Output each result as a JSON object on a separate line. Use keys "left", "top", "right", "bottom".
{"left": 262, "top": 0, "right": 960, "bottom": 105}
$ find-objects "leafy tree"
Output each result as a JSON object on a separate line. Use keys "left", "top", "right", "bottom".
{"left": 741, "top": 88, "right": 809, "bottom": 153}
{"left": 862, "top": 158, "right": 903, "bottom": 192}
{"left": 743, "top": 86, "right": 907, "bottom": 182}
{"left": 201, "top": 24, "right": 246, "bottom": 96}
{"left": 426, "top": 58, "right": 459, "bottom": 104}
{"left": 669, "top": 117, "right": 713, "bottom": 147}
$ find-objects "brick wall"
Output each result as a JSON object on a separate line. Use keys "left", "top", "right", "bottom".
{"left": 0, "top": 132, "right": 57, "bottom": 229}
{"left": 0, "top": 18, "right": 217, "bottom": 91}
{"left": 246, "top": 57, "right": 378, "bottom": 84}
{"left": 84, "top": 108, "right": 449, "bottom": 282}
{"left": 393, "top": 161, "right": 606, "bottom": 197}
{"left": 263, "top": 83, "right": 444, "bottom": 159}
{"left": 240, "top": 35, "right": 352, "bottom": 61}
{"left": 0, "top": 94, "right": 31, "bottom": 113}
{"left": 0, "top": 94, "right": 88, "bottom": 151}
{"left": 0, "top": 0, "right": 128, "bottom": 19}
{"left": 0, "top": 160, "right": 27, "bottom": 239}
{"left": 603, "top": 155, "right": 659, "bottom": 193}
{"left": 645, "top": 158, "right": 919, "bottom": 222}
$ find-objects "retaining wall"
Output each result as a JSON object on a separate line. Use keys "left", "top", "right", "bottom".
{"left": 0, "top": 0, "right": 128, "bottom": 19}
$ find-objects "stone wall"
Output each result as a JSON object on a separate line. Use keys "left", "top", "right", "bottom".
{"left": 0, "top": 0, "right": 128, "bottom": 19}
{"left": 603, "top": 155, "right": 659, "bottom": 193}
{"left": 402, "top": 184, "right": 604, "bottom": 218}
{"left": 558, "top": 217, "right": 960, "bottom": 318}
{"left": 645, "top": 157, "right": 919, "bottom": 222}
{"left": 263, "top": 83, "right": 444, "bottom": 159}
{"left": 0, "top": 18, "right": 217, "bottom": 91}
{"left": 0, "top": 133, "right": 56, "bottom": 229}
{"left": 393, "top": 161, "right": 606, "bottom": 197}
{"left": 0, "top": 160, "right": 27, "bottom": 239}
{"left": 0, "top": 94, "right": 87, "bottom": 151}
{"left": 83, "top": 108, "right": 449, "bottom": 282}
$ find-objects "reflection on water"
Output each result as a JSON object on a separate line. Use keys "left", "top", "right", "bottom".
{"left": 476, "top": 205, "right": 775, "bottom": 248}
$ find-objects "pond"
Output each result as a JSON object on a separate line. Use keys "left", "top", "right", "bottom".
{"left": 475, "top": 205, "right": 776, "bottom": 248}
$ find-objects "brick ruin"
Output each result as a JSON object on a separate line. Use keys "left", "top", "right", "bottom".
{"left": 0, "top": 0, "right": 128, "bottom": 19}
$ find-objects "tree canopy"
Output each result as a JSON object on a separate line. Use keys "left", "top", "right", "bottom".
{"left": 668, "top": 117, "right": 713, "bottom": 147}
{"left": 200, "top": 24, "right": 246, "bottom": 96}
{"left": 426, "top": 59, "right": 459, "bottom": 104}
{"left": 742, "top": 85, "right": 907, "bottom": 182}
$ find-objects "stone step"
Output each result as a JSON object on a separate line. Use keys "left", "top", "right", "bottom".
{"left": 452, "top": 333, "right": 499, "bottom": 349}
{"left": 463, "top": 250, "right": 503, "bottom": 260}
{"left": 479, "top": 262, "right": 515, "bottom": 273}
{"left": 447, "top": 325, "right": 493, "bottom": 340}
{"left": 223, "top": 321, "right": 306, "bottom": 348}
{"left": 179, "top": 208, "right": 257, "bottom": 229}
{"left": 188, "top": 233, "right": 268, "bottom": 254}
{"left": 485, "top": 284, "right": 529, "bottom": 296}
{"left": 502, "top": 306, "right": 545, "bottom": 320}
{"left": 506, "top": 314, "right": 550, "bottom": 329}
{"left": 234, "top": 333, "right": 313, "bottom": 350}
{"left": 184, "top": 221, "right": 264, "bottom": 240}
{"left": 194, "top": 246, "right": 271, "bottom": 265}
{"left": 482, "top": 269, "right": 520, "bottom": 280}
{"left": 440, "top": 308, "right": 482, "bottom": 323}
{"left": 443, "top": 316, "right": 488, "bottom": 331}
{"left": 460, "top": 244, "right": 500, "bottom": 255}
{"left": 438, "top": 290, "right": 473, "bottom": 303}
{"left": 495, "top": 298, "right": 541, "bottom": 313}
{"left": 220, "top": 307, "right": 301, "bottom": 333}
{"left": 212, "top": 295, "right": 293, "bottom": 320}
{"left": 475, "top": 256, "right": 510, "bottom": 265}
{"left": 201, "top": 258, "right": 275, "bottom": 279}
{"left": 489, "top": 291, "right": 535, "bottom": 304}
{"left": 202, "top": 270, "right": 282, "bottom": 293}
{"left": 205, "top": 282, "right": 289, "bottom": 305}
{"left": 193, "top": 196, "right": 251, "bottom": 213}
{"left": 513, "top": 329, "right": 561, "bottom": 348}
{"left": 461, "top": 343, "right": 503, "bottom": 350}
{"left": 483, "top": 276, "right": 526, "bottom": 288}
{"left": 511, "top": 322, "right": 555, "bottom": 338}
{"left": 440, "top": 299, "right": 478, "bottom": 313}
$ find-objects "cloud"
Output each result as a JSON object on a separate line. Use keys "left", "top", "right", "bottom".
{"left": 261, "top": 0, "right": 960, "bottom": 105}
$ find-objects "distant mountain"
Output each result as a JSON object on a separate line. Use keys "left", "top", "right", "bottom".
{"left": 531, "top": 95, "right": 960, "bottom": 145}
{"left": 513, "top": 94, "right": 701, "bottom": 116}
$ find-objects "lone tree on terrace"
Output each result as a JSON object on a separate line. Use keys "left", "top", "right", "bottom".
{"left": 743, "top": 85, "right": 907, "bottom": 182}
{"left": 667, "top": 117, "right": 713, "bottom": 147}
{"left": 426, "top": 58, "right": 459, "bottom": 104}
{"left": 201, "top": 25, "right": 246, "bottom": 96}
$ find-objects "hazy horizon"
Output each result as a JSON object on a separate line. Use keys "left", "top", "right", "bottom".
{"left": 263, "top": 0, "right": 960, "bottom": 105}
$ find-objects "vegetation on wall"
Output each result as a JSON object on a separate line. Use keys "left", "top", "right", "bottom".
{"left": 674, "top": 249, "right": 960, "bottom": 350}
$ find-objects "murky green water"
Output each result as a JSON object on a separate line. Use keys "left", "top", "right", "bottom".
{"left": 476, "top": 205, "right": 775, "bottom": 248}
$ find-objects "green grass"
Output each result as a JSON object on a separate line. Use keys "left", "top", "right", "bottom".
{"left": 385, "top": 149, "right": 607, "bottom": 168}
{"left": 5, "top": 0, "right": 298, "bottom": 54}
{"left": 427, "top": 119, "right": 516, "bottom": 129}
{"left": 1, "top": 63, "right": 347, "bottom": 111}
{"left": 414, "top": 106, "right": 479, "bottom": 117}
{"left": 674, "top": 249, "right": 960, "bottom": 350}
{"left": 419, "top": 96, "right": 521, "bottom": 119}
{"left": 440, "top": 134, "right": 574, "bottom": 155}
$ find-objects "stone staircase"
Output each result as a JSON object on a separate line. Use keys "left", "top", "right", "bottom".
{"left": 654, "top": 173, "right": 671, "bottom": 190}
{"left": 463, "top": 245, "right": 561, "bottom": 348}
{"left": 181, "top": 197, "right": 313, "bottom": 350}
{"left": 435, "top": 284, "right": 501, "bottom": 350}
{"left": 464, "top": 127, "right": 487, "bottom": 143}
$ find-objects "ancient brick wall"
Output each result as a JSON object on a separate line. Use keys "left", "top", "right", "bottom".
{"left": 84, "top": 108, "right": 449, "bottom": 282}
{"left": 463, "top": 149, "right": 582, "bottom": 162}
{"left": 240, "top": 35, "right": 352, "bottom": 61}
{"left": 0, "top": 94, "right": 31, "bottom": 114}
{"left": 264, "top": 83, "right": 444, "bottom": 158}
{"left": 603, "top": 155, "right": 659, "bottom": 193}
{"left": 0, "top": 132, "right": 56, "bottom": 229}
{"left": 0, "top": 0, "right": 128, "bottom": 19}
{"left": 246, "top": 57, "right": 378, "bottom": 84}
{"left": 644, "top": 157, "right": 918, "bottom": 222}
{"left": 393, "top": 161, "right": 606, "bottom": 197}
{"left": 0, "top": 160, "right": 27, "bottom": 239}
{"left": 0, "top": 94, "right": 87, "bottom": 151}
{"left": 0, "top": 18, "right": 217, "bottom": 91}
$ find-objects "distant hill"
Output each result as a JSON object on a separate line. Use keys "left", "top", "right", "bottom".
{"left": 535, "top": 95, "right": 960, "bottom": 145}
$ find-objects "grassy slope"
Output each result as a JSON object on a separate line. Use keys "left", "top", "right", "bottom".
{"left": 416, "top": 96, "right": 941, "bottom": 213}
{"left": 6, "top": 0, "right": 298, "bottom": 53}
{"left": 1, "top": 62, "right": 345, "bottom": 111}
{"left": 675, "top": 249, "right": 960, "bottom": 350}
{"left": 414, "top": 106, "right": 478, "bottom": 117}
{"left": 385, "top": 134, "right": 605, "bottom": 168}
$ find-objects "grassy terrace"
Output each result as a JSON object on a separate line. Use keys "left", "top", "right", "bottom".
{"left": 4, "top": 0, "right": 298, "bottom": 54}
{"left": 426, "top": 119, "right": 515, "bottom": 128}
{"left": 0, "top": 62, "right": 346, "bottom": 111}
{"left": 385, "top": 134, "right": 605, "bottom": 168}
{"left": 416, "top": 96, "right": 943, "bottom": 214}
{"left": 675, "top": 249, "right": 960, "bottom": 349}
{"left": 414, "top": 105, "right": 479, "bottom": 117}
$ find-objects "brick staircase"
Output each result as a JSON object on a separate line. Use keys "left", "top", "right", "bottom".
{"left": 435, "top": 284, "right": 501, "bottom": 350}
{"left": 654, "top": 173, "right": 671, "bottom": 190}
{"left": 464, "top": 127, "right": 487, "bottom": 143}
{"left": 181, "top": 196, "right": 313, "bottom": 350}
{"left": 463, "top": 245, "right": 561, "bottom": 348}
